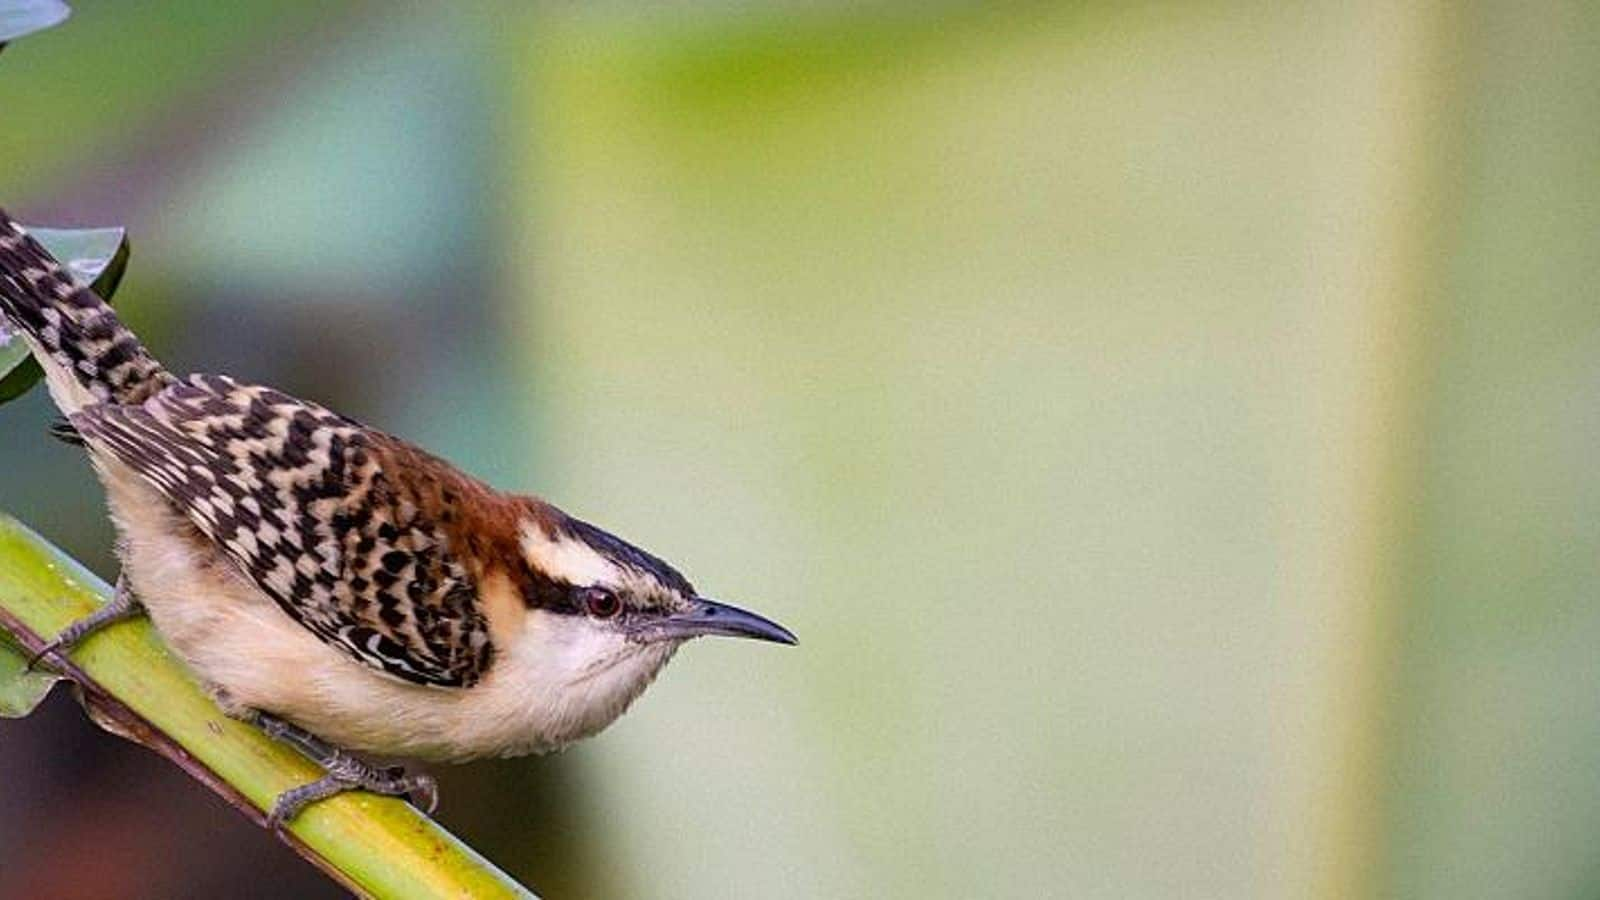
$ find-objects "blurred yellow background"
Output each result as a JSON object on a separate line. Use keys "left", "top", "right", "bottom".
{"left": 1, "top": 2, "right": 1597, "bottom": 898}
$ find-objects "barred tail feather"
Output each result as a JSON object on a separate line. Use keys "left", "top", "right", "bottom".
{"left": 0, "top": 208, "right": 171, "bottom": 412}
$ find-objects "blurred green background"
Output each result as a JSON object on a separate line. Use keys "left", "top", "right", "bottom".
{"left": 2, "top": 2, "right": 1598, "bottom": 898}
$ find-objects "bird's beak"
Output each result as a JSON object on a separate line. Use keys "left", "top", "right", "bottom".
{"left": 639, "top": 597, "right": 798, "bottom": 646}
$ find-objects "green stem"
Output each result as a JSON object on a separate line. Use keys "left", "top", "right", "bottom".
{"left": 0, "top": 513, "right": 538, "bottom": 900}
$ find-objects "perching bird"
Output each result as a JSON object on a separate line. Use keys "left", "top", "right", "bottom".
{"left": 0, "top": 208, "right": 795, "bottom": 825}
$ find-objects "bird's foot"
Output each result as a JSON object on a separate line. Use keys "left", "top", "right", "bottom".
{"left": 268, "top": 762, "right": 437, "bottom": 829}
{"left": 29, "top": 575, "right": 144, "bottom": 670}
{"left": 242, "top": 708, "right": 437, "bottom": 828}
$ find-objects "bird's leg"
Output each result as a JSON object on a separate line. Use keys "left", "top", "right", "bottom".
{"left": 239, "top": 709, "right": 437, "bottom": 828}
{"left": 29, "top": 574, "right": 144, "bottom": 669}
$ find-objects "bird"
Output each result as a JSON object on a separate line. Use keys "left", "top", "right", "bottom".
{"left": 0, "top": 208, "right": 796, "bottom": 826}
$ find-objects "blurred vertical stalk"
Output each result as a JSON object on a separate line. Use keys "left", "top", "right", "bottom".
{"left": 1314, "top": 3, "right": 1459, "bottom": 898}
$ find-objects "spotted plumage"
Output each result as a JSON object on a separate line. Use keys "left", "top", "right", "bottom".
{"left": 0, "top": 219, "right": 171, "bottom": 406}
{"left": 73, "top": 375, "right": 495, "bottom": 687}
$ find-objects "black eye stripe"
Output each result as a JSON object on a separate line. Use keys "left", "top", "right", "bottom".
{"left": 519, "top": 579, "right": 625, "bottom": 618}
{"left": 519, "top": 575, "right": 577, "bottom": 613}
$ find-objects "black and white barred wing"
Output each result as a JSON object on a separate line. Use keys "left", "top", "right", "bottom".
{"left": 72, "top": 374, "right": 493, "bottom": 687}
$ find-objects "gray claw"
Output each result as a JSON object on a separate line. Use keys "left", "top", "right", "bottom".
{"left": 267, "top": 764, "right": 438, "bottom": 829}
{"left": 28, "top": 577, "right": 145, "bottom": 670}
{"left": 409, "top": 771, "right": 439, "bottom": 815}
{"left": 268, "top": 775, "right": 350, "bottom": 829}
{"left": 250, "top": 708, "right": 438, "bottom": 828}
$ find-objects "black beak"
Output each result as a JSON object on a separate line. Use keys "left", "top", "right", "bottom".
{"left": 639, "top": 597, "right": 798, "bottom": 645}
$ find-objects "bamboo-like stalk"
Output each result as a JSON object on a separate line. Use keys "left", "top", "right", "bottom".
{"left": 0, "top": 513, "right": 538, "bottom": 900}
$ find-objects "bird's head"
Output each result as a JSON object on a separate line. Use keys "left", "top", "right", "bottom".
{"left": 493, "top": 497, "right": 795, "bottom": 748}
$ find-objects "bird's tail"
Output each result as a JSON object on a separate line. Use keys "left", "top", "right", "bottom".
{"left": 0, "top": 207, "right": 171, "bottom": 412}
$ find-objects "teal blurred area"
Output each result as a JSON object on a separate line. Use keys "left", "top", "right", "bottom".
{"left": 1, "top": 2, "right": 1598, "bottom": 898}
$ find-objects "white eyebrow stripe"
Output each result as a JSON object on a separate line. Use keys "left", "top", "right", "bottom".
{"left": 519, "top": 523, "right": 623, "bottom": 587}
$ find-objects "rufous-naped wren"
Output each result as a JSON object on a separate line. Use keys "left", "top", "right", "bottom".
{"left": 0, "top": 208, "right": 795, "bottom": 825}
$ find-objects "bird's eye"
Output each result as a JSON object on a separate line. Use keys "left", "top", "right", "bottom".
{"left": 582, "top": 587, "right": 621, "bottom": 619}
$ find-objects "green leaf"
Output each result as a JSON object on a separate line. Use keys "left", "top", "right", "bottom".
{"left": 0, "top": 0, "right": 70, "bottom": 45}
{"left": 0, "top": 225, "right": 129, "bottom": 403}
{"left": 0, "top": 632, "right": 59, "bottom": 717}
{"left": 31, "top": 226, "right": 130, "bottom": 290}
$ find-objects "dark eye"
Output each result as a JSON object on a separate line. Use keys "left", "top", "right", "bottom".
{"left": 583, "top": 587, "right": 621, "bottom": 619}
